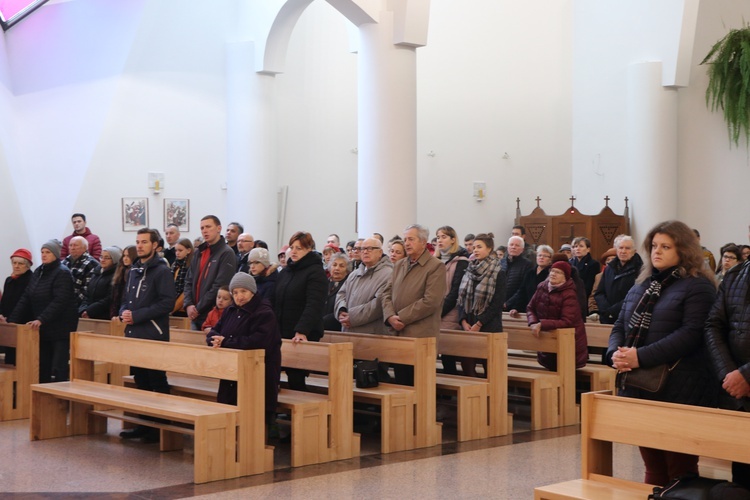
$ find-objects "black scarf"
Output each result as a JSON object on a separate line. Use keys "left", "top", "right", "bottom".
{"left": 623, "top": 267, "right": 681, "bottom": 348}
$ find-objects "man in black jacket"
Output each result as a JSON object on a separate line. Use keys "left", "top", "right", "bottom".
{"left": 705, "top": 259, "right": 750, "bottom": 488}
{"left": 118, "top": 228, "right": 175, "bottom": 442}
{"left": 183, "top": 216, "right": 237, "bottom": 329}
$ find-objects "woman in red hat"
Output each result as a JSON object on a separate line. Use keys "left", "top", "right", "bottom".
{"left": 526, "top": 260, "right": 589, "bottom": 370}
{"left": 0, "top": 249, "right": 34, "bottom": 365}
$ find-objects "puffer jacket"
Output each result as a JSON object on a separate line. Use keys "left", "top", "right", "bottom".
{"left": 705, "top": 260, "right": 750, "bottom": 410}
{"left": 274, "top": 251, "right": 327, "bottom": 341}
{"left": 503, "top": 255, "right": 533, "bottom": 311}
{"left": 594, "top": 253, "right": 643, "bottom": 324}
{"left": 9, "top": 260, "right": 78, "bottom": 342}
{"left": 120, "top": 256, "right": 175, "bottom": 341}
{"left": 526, "top": 278, "right": 588, "bottom": 369}
{"left": 79, "top": 265, "right": 115, "bottom": 319}
{"left": 607, "top": 270, "right": 717, "bottom": 406}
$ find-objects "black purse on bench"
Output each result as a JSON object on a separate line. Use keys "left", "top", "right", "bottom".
{"left": 354, "top": 359, "right": 379, "bottom": 389}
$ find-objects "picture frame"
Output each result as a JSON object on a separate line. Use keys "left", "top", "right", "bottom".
{"left": 164, "top": 198, "right": 189, "bottom": 232}
{"left": 121, "top": 197, "right": 149, "bottom": 232}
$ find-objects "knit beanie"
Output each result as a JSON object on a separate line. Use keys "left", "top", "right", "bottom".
{"left": 42, "top": 240, "right": 61, "bottom": 260}
{"left": 248, "top": 248, "right": 271, "bottom": 268}
{"left": 229, "top": 272, "right": 257, "bottom": 294}
{"left": 551, "top": 261, "right": 571, "bottom": 280}
{"left": 10, "top": 248, "right": 33, "bottom": 266}
{"left": 104, "top": 246, "right": 122, "bottom": 266}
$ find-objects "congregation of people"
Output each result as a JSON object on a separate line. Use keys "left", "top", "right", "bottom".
{"left": 2, "top": 212, "right": 750, "bottom": 488}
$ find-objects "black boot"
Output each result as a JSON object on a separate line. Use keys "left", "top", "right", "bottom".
{"left": 120, "top": 425, "right": 150, "bottom": 440}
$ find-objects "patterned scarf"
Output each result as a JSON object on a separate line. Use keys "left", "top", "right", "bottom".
{"left": 623, "top": 267, "right": 681, "bottom": 348}
{"left": 457, "top": 254, "right": 502, "bottom": 316}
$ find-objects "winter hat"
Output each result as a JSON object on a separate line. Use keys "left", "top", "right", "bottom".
{"left": 278, "top": 245, "right": 289, "bottom": 257}
{"left": 551, "top": 261, "right": 571, "bottom": 280}
{"left": 10, "top": 248, "right": 33, "bottom": 266}
{"left": 248, "top": 248, "right": 271, "bottom": 268}
{"left": 104, "top": 246, "right": 122, "bottom": 266}
{"left": 42, "top": 240, "right": 61, "bottom": 260}
{"left": 323, "top": 243, "right": 341, "bottom": 254}
{"left": 600, "top": 248, "right": 617, "bottom": 266}
{"left": 229, "top": 272, "right": 257, "bottom": 294}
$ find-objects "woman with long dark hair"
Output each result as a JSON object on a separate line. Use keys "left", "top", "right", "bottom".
{"left": 607, "top": 220, "right": 716, "bottom": 486}
{"left": 110, "top": 245, "right": 137, "bottom": 319}
{"left": 170, "top": 238, "right": 194, "bottom": 316}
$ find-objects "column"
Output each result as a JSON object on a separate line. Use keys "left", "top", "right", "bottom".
{"left": 626, "top": 61, "right": 678, "bottom": 237}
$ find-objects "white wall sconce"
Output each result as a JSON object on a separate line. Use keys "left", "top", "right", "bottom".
{"left": 148, "top": 172, "right": 165, "bottom": 194}
{"left": 473, "top": 181, "right": 486, "bottom": 201}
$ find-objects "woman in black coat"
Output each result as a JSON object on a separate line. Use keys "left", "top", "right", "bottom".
{"left": 595, "top": 236, "right": 643, "bottom": 324}
{"left": 607, "top": 221, "right": 716, "bottom": 486}
{"left": 6, "top": 241, "right": 78, "bottom": 383}
{"left": 0, "top": 249, "right": 34, "bottom": 365}
{"left": 274, "top": 231, "right": 327, "bottom": 390}
{"left": 570, "top": 236, "right": 601, "bottom": 309}
{"left": 79, "top": 246, "right": 120, "bottom": 320}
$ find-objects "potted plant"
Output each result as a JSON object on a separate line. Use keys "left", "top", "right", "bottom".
{"left": 701, "top": 26, "right": 750, "bottom": 147}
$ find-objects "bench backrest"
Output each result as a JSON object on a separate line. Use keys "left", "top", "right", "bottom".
{"left": 76, "top": 318, "right": 126, "bottom": 337}
{"left": 437, "top": 329, "right": 507, "bottom": 377}
{"left": 169, "top": 316, "right": 191, "bottom": 330}
{"left": 585, "top": 323, "right": 612, "bottom": 349}
{"left": 321, "top": 330, "right": 440, "bottom": 448}
{"left": 70, "top": 332, "right": 260, "bottom": 382}
{"left": 0, "top": 323, "right": 39, "bottom": 418}
{"left": 582, "top": 392, "right": 750, "bottom": 478}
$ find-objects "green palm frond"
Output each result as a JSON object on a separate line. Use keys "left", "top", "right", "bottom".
{"left": 701, "top": 26, "right": 750, "bottom": 147}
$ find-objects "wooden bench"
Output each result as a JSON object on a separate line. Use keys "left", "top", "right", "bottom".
{"left": 147, "top": 327, "right": 360, "bottom": 468}
{"left": 30, "top": 332, "right": 273, "bottom": 484}
{"left": 502, "top": 313, "right": 616, "bottom": 393}
{"left": 0, "top": 323, "right": 39, "bottom": 420}
{"left": 436, "top": 330, "right": 511, "bottom": 440}
{"left": 534, "top": 391, "right": 750, "bottom": 499}
{"left": 169, "top": 316, "right": 191, "bottom": 330}
{"left": 320, "top": 331, "right": 441, "bottom": 452}
{"left": 504, "top": 327, "right": 577, "bottom": 430}
{"left": 77, "top": 318, "right": 128, "bottom": 385}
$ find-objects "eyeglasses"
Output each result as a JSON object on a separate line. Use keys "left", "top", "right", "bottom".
{"left": 722, "top": 255, "right": 738, "bottom": 261}
{"left": 352, "top": 247, "right": 362, "bottom": 252}
{"left": 360, "top": 247, "right": 381, "bottom": 253}
{"left": 100, "top": 256, "right": 113, "bottom": 261}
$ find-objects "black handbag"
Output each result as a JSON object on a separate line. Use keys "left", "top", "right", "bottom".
{"left": 354, "top": 359, "right": 379, "bottom": 388}
{"left": 648, "top": 473, "right": 750, "bottom": 500}
{"left": 619, "top": 359, "right": 680, "bottom": 393}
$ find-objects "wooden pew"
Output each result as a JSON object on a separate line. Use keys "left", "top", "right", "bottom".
{"left": 534, "top": 391, "right": 750, "bottom": 499}
{"left": 320, "top": 331, "right": 442, "bottom": 452}
{"left": 169, "top": 316, "right": 191, "bottom": 330}
{"left": 502, "top": 313, "right": 616, "bottom": 393}
{"left": 0, "top": 323, "right": 39, "bottom": 420}
{"left": 504, "top": 326, "right": 577, "bottom": 430}
{"left": 148, "top": 327, "right": 360, "bottom": 468}
{"left": 436, "top": 330, "right": 511, "bottom": 440}
{"left": 30, "top": 332, "right": 273, "bottom": 484}
{"left": 76, "top": 318, "right": 128, "bottom": 385}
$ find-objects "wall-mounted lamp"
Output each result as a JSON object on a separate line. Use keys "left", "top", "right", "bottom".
{"left": 473, "top": 181, "right": 486, "bottom": 202}
{"left": 148, "top": 172, "right": 165, "bottom": 195}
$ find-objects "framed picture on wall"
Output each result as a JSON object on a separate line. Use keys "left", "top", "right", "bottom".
{"left": 122, "top": 197, "right": 149, "bottom": 231}
{"left": 164, "top": 198, "right": 189, "bottom": 232}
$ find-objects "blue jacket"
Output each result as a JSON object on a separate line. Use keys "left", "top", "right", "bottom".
{"left": 120, "top": 255, "right": 175, "bottom": 341}
{"left": 607, "top": 271, "right": 717, "bottom": 406}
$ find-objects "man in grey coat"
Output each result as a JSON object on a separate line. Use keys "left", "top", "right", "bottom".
{"left": 335, "top": 237, "right": 393, "bottom": 334}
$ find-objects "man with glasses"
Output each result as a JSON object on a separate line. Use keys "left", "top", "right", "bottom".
{"left": 351, "top": 238, "right": 365, "bottom": 270}
{"left": 236, "top": 233, "right": 256, "bottom": 273}
{"left": 335, "top": 237, "right": 392, "bottom": 334}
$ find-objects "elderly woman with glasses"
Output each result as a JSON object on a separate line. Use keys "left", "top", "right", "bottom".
{"left": 508, "top": 245, "right": 554, "bottom": 317}
{"left": 0, "top": 249, "right": 34, "bottom": 364}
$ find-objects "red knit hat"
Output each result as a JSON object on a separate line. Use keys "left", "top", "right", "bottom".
{"left": 551, "top": 260, "right": 571, "bottom": 280}
{"left": 10, "top": 248, "right": 32, "bottom": 266}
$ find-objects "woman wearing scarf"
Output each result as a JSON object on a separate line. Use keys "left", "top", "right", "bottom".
{"left": 526, "top": 260, "right": 588, "bottom": 370}
{"left": 457, "top": 233, "right": 506, "bottom": 377}
{"left": 607, "top": 220, "right": 717, "bottom": 486}
{"left": 436, "top": 226, "right": 470, "bottom": 374}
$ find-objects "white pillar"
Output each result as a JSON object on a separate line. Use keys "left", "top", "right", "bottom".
{"left": 357, "top": 11, "right": 417, "bottom": 237}
{"left": 626, "top": 61, "right": 678, "bottom": 239}
{"left": 226, "top": 41, "right": 278, "bottom": 251}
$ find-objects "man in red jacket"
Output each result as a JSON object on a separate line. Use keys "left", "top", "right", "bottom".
{"left": 60, "top": 213, "right": 102, "bottom": 261}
